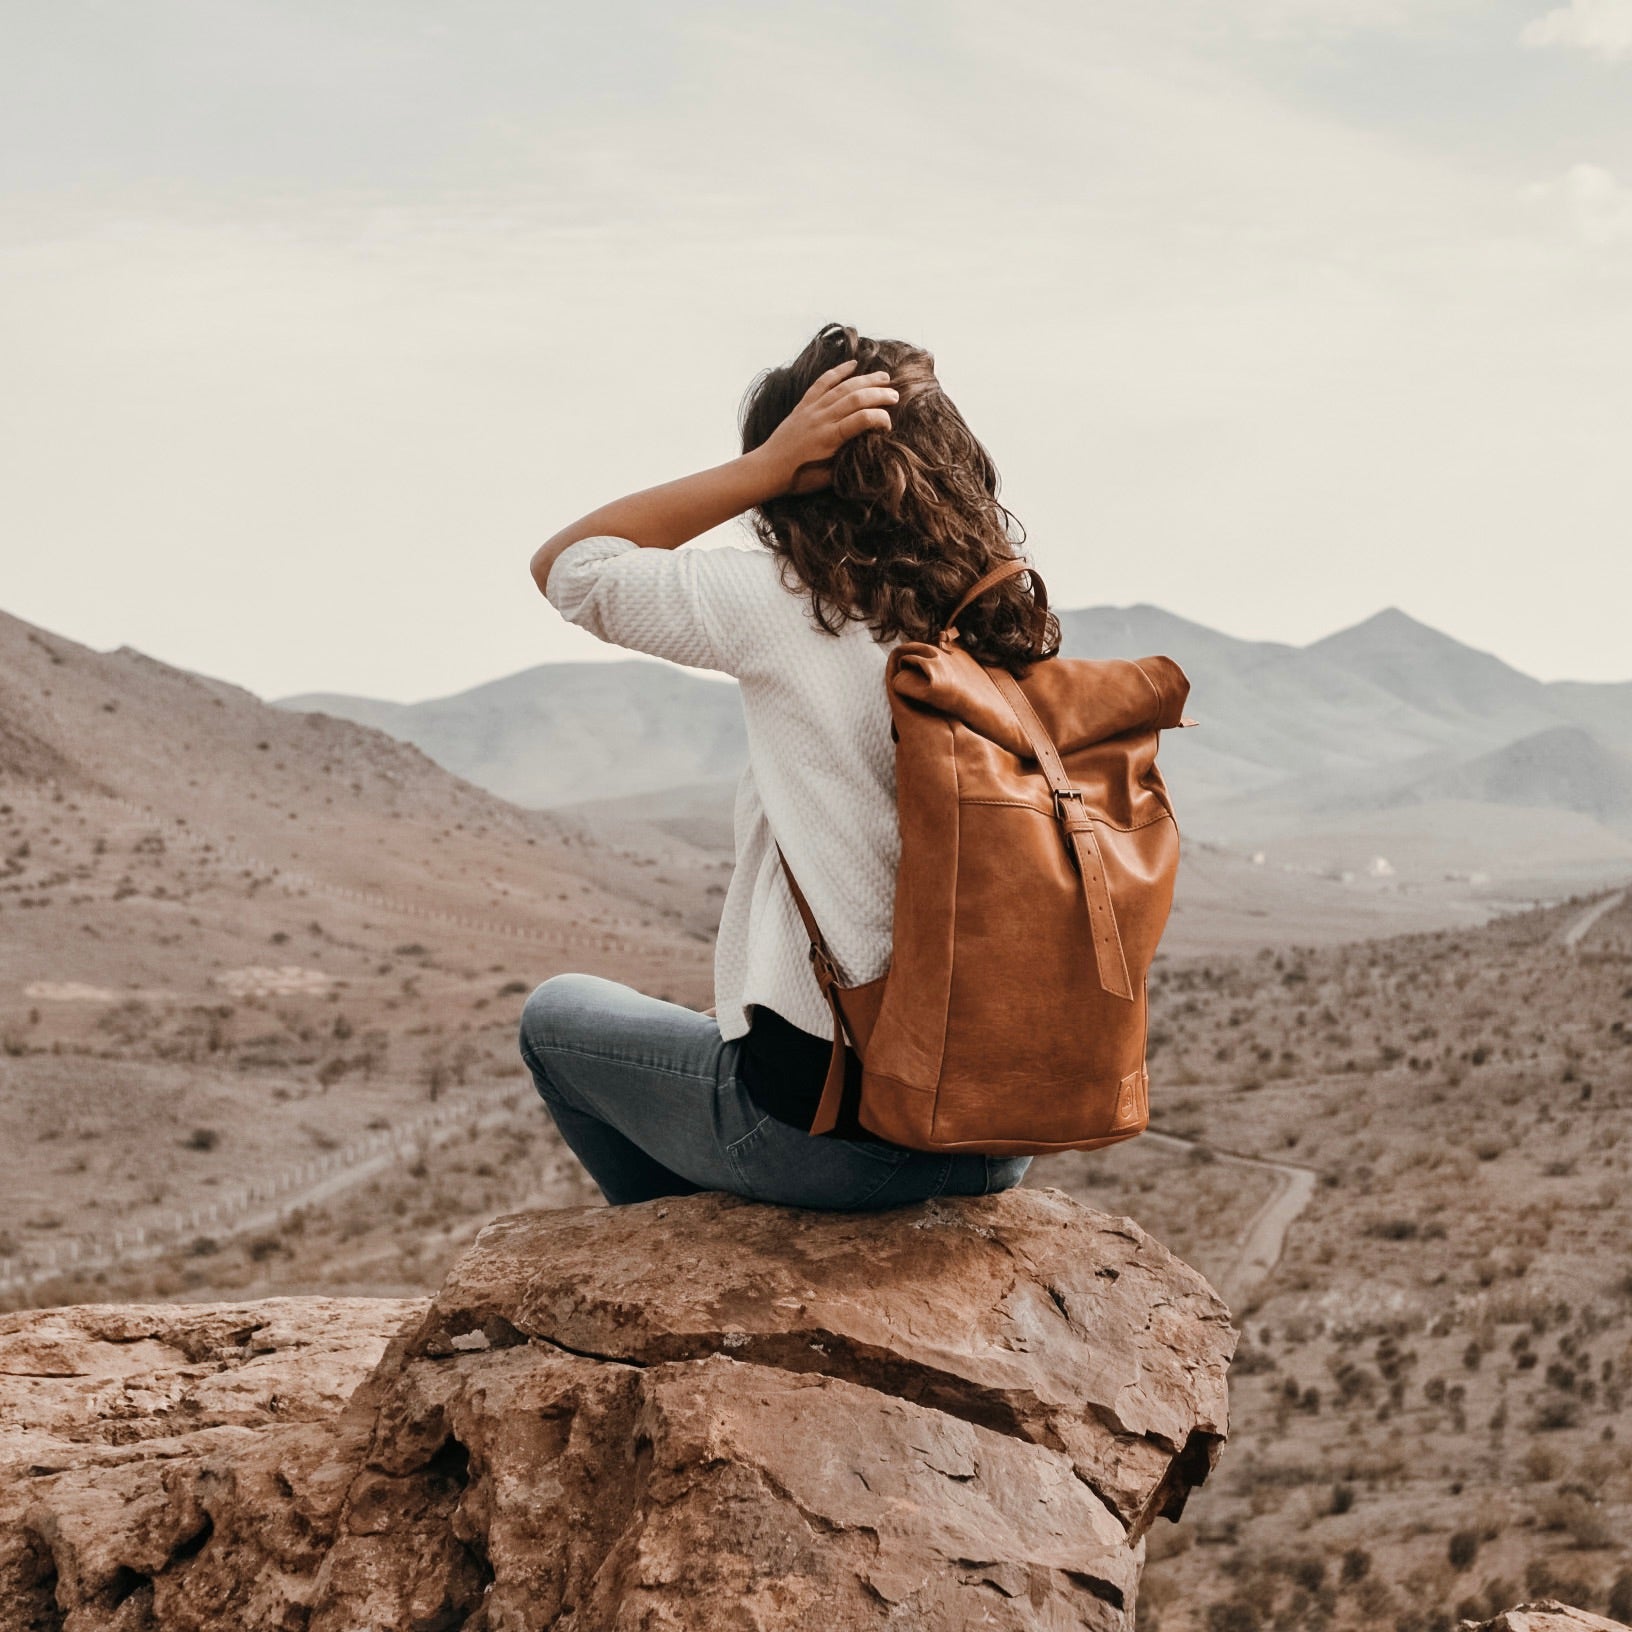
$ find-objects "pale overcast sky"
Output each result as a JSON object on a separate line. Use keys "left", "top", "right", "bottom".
{"left": 3, "top": 0, "right": 1629, "bottom": 700}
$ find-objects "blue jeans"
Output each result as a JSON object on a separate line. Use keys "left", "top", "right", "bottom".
{"left": 517, "top": 972, "right": 1031, "bottom": 1211}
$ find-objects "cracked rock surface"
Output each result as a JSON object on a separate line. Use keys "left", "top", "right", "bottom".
{"left": 0, "top": 1296, "right": 428, "bottom": 1632}
{"left": 1, "top": 1187, "right": 1237, "bottom": 1630}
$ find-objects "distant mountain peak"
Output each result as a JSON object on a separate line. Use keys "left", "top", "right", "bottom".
{"left": 1405, "top": 721, "right": 1632, "bottom": 824}
{"left": 1312, "top": 605, "right": 1452, "bottom": 650}
{"left": 1359, "top": 605, "right": 1421, "bottom": 629}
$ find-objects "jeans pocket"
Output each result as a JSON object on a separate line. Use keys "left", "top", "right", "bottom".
{"left": 725, "top": 1114, "right": 771, "bottom": 1159}
{"left": 723, "top": 1113, "right": 772, "bottom": 1198}
{"left": 842, "top": 1147, "right": 929, "bottom": 1210}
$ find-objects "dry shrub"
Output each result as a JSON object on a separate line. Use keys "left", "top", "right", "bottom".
{"left": 1534, "top": 1489, "right": 1615, "bottom": 1549}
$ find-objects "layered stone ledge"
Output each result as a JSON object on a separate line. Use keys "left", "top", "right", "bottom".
{"left": 2, "top": 1187, "right": 1238, "bottom": 1631}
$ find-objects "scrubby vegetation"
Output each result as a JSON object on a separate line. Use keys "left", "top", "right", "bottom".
{"left": 1136, "top": 891, "right": 1632, "bottom": 1630}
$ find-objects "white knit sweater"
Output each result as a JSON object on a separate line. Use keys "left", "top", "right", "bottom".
{"left": 543, "top": 533, "right": 900, "bottom": 1042}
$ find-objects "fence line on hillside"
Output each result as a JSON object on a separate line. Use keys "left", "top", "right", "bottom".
{"left": 0, "top": 1087, "right": 535, "bottom": 1296}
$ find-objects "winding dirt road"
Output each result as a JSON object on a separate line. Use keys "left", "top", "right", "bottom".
{"left": 1130, "top": 881, "right": 1630, "bottom": 1316}
{"left": 1143, "top": 1130, "right": 1320, "bottom": 1311}
{"left": 1560, "top": 887, "right": 1626, "bottom": 950}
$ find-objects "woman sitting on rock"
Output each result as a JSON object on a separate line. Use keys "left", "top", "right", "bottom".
{"left": 520, "top": 321, "right": 1051, "bottom": 1210}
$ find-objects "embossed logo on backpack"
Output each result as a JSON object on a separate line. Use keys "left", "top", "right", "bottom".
{"left": 1112, "top": 1069, "right": 1148, "bottom": 1128}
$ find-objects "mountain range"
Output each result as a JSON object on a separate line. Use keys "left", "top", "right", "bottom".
{"left": 278, "top": 603, "right": 1632, "bottom": 889}
{"left": 278, "top": 659, "right": 746, "bottom": 812}
{"left": 9, "top": 591, "right": 1614, "bottom": 970}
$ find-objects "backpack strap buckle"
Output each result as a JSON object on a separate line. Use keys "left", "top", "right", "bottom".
{"left": 808, "top": 940, "right": 840, "bottom": 988}
{"left": 1052, "top": 786, "right": 1093, "bottom": 832}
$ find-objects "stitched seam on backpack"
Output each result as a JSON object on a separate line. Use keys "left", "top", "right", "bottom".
{"left": 862, "top": 1069, "right": 936, "bottom": 1097}
{"left": 956, "top": 797, "right": 1174, "bottom": 833}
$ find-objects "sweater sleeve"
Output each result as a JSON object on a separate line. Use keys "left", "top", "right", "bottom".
{"left": 542, "top": 534, "right": 772, "bottom": 678}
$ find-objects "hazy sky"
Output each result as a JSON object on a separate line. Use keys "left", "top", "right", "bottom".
{"left": 3, "top": 0, "right": 1630, "bottom": 700}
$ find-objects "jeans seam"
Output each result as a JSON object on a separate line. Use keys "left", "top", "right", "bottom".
{"left": 518, "top": 1032, "right": 560, "bottom": 1108}
{"left": 525, "top": 1037, "right": 723, "bottom": 1085}
{"left": 844, "top": 1138, "right": 913, "bottom": 1170}
{"left": 849, "top": 1157, "right": 913, "bottom": 1209}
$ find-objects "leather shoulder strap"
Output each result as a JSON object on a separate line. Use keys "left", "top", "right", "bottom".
{"left": 776, "top": 843, "right": 858, "bottom": 1137}
{"left": 981, "top": 663, "right": 1135, "bottom": 1002}
{"left": 777, "top": 844, "right": 830, "bottom": 964}
{"left": 937, "top": 558, "right": 1047, "bottom": 644}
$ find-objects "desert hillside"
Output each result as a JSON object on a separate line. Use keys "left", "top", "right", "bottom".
{"left": 0, "top": 606, "right": 730, "bottom": 1304}
{"left": 0, "top": 608, "right": 726, "bottom": 940}
{"left": 1130, "top": 887, "right": 1632, "bottom": 1631}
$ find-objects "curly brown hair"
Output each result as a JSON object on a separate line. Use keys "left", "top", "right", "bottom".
{"left": 738, "top": 322, "right": 1060, "bottom": 674}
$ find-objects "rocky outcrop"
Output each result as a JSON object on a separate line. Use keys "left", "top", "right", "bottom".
{"left": 0, "top": 1296, "right": 427, "bottom": 1631}
{"left": 1458, "top": 1607, "right": 1632, "bottom": 1632}
{"left": 1, "top": 1187, "right": 1237, "bottom": 1630}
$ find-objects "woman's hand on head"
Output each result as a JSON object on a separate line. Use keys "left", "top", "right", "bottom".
{"left": 755, "top": 359, "right": 898, "bottom": 496}
{"left": 533, "top": 359, "right": 894, "bottom": 573}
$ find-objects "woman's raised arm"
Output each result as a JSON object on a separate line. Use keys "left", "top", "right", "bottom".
{"left": 529, "top": 360, "right": 895, "bottom": 595}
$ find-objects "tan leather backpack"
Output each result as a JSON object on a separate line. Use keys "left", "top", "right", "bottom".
{"left": 777, "top": 558, "right": 1195, "bottom": 1156}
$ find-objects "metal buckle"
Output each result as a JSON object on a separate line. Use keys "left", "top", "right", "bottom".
{"left": 1052, "top": 788, "right": 1090, "bottom": 873}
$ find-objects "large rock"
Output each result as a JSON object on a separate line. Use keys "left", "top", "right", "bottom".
{"left": 1459, "top": 1608, "right": 1632, "bottom": 1632}
{"left": 0, "top": 1188, "right": 1236, "bottom": 1630}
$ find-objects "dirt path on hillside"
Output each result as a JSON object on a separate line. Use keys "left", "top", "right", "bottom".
{"left": 1143, "top": 1130, "right": 1319, "bottom": 1311}
{"left": 1561, "top": 888, "right": 1626, "bottom": 950}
